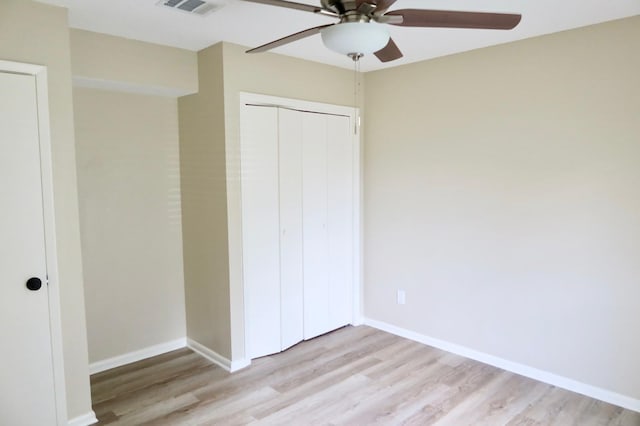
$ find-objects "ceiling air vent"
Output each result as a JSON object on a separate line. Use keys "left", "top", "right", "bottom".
{"left": 158, "top": 0, "right": 222, "bottom": 16}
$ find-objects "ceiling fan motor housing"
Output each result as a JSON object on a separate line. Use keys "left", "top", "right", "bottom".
{"left": 321, "top": 0, "right": 359, "bottom": 14}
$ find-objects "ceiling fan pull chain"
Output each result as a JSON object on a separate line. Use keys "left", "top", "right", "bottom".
{"left": 356, "top": 57, "right": 361, "bottom": 135}
{"left": 353, "top": 55, "right": 360, "bottom": 135}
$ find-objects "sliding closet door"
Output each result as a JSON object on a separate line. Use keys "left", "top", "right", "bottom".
{"left": 302, "top": 113, "right": 330, "bottom": 339}
{"left": 278, "top": 109, "right": 304, "bottom": 350}
{"left": 240, "top": 106, "right": 281, "bottom": 359}
{"left": 327, "top": 115, "right": 354, "bottom": 330}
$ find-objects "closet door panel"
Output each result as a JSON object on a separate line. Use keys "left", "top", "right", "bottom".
{"left": 302, "top": 113, "right": 330, "bottom": 339}
{"left": 327, "top": 115, "right": 354, "bottom": 329}
{"left": 278, "top": 109, "right": 304, "bottom": 350}
{"left": 240, "top": 106, "right": 281, "bottom": 359}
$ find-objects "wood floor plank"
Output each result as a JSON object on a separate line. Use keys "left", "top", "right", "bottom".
{"left": 91, "top": 348, "right": 192, "bottom": 384}
{"left": 269, "top": 330, "right": 399, "bottom": 394}
{"left": 249, "top": 353, "right": 382, "bottom": 420}
{"left": 159, "top": 386, "right": 279, "bottom": 425}
{"left": 254, "top": 374, "right": 372, "bottom": 425}
{"left": 102, "top": 363, "right": 224, "bottom": 417}
{"left": 91, "top": 351, "right": 210, "bottom": 404}
{"left": 90, "top": 326, "right": 640, "bottom": 425}
{"left": 327, "top": 343, "right": 459, "bottom": 425}
{"left": 111, "top": 394, "right": 199, "bottom": 426}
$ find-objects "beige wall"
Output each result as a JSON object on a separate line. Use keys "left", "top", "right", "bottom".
{"left": 70, "top": 29, "right": 198, "bottom": 97}
{"left": 0, "top": 0, "right": 92, "bottom": 419}
{"left": 74, "top": 88, "right": 187, "bottom": 363}
{"left": 364, "top": 16, "right": 640, "bottom": 399}
{"left": 178, "top": 43, "right": 232, "bottom": 358}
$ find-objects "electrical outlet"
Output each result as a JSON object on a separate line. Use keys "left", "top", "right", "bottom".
{"left": 397, "top": 289, "right": 406, "bottom": 305}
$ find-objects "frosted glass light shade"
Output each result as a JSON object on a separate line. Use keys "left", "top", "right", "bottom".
{"left": 320, "top": 22, "right": 390, "bottom": 55}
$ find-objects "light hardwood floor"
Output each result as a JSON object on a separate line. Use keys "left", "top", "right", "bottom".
{"left": 91, "top": 326, "right": 640, "bottom": 425}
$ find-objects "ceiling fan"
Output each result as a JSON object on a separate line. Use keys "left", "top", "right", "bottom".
{"left": 240, "top": 0, "right": 522, "bottom": 62}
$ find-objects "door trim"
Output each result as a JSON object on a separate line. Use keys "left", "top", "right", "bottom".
{"left": 238, "top": 92, "right": 363, "bottom": 364}
{"left": 0, "top": 60, "right": 68, "bottom": 425}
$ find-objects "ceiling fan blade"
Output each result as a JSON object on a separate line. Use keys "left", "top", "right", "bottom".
{"left": 240, "top": 0, "right": 320, "bottom": 13}
{"left": 246, "top": 24, "right": 334, "bottom": 53}
{"left": 385, "top": 9, "right": 522, "bottom": 30}
{"left": 374, "top": 37, "right": 403, "bottom": 62}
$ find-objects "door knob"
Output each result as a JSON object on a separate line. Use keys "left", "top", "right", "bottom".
{"left": 26, "top": 277, "right": 42, "bottom": 291}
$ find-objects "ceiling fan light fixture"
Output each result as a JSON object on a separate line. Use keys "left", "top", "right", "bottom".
{"left": 320, "top": 22, "right": 389, "bottom": 56}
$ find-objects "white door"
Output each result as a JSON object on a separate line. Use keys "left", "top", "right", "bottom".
{"left": 241, "top": 106, "right": 306, "bottom": 358}
{"left": 0, "top": 72, "right": 58, "bottom": 424}
{"left": 278, "top": 108, "right": 304, "bottom": 350}
{"left": 302, "top": 113, "right": 330, "bottom": 339}
{"left": 302, "top": 113, "right": 354, "bottom": 339}
{"left": 326, "top": 114, "right": 354, "bottom": 330}
{"left": 240, "top": 105, "right": 282, "bottom": 359}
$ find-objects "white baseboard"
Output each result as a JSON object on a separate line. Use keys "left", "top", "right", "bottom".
{"left": 187, "top": 338, "right": 230, "bottom": 370}
{"left": 89, "top": 338, "right": 187, "bottom": 375}
{"left": 68, "top": 410, "right": 98, "bottom": 426}
{"left": 352, "top": 315, "right": 365, "bottom": 326}
{"left": 363, "top": 318, "right": 640, "bottom": 413}
{"left": 230, "top": 357, "right": 251, "bottom": 372}
{"left": 187, "top": 338, "right": 250, "bottom": 373}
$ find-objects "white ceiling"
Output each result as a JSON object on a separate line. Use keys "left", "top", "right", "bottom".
{"left": 37, "top": 0, "right": 640, "bottom": 72}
